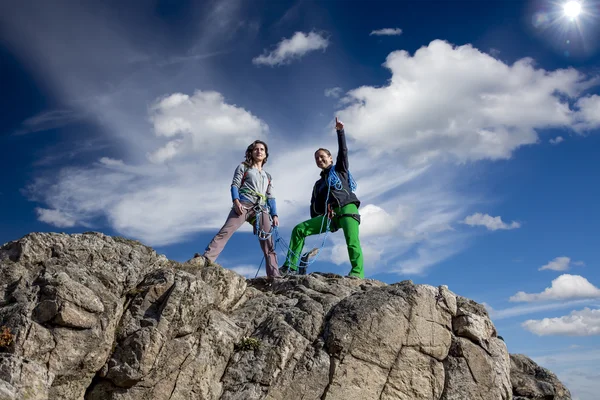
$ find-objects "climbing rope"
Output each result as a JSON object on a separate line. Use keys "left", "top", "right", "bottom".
{"left": 328, "top": 166, "right": 357, "bottom": 192}
{"left": 252, "top": 204, "right": 274, "bottom": 241}
{"left": 253, "top": 164, "right": 356, "bottom": 276}
{"left": 254, "top": 256, "right": 265, "bottom": 278}
{"left": 280, "top": 175, "right": 334, "bottom": 270}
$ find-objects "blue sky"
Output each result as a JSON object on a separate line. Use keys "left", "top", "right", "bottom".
{"left": 1, "top": 0, "right": 599, "bottom": 397}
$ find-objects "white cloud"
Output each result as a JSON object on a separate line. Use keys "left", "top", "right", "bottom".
{"left": 329, "top": 241, "right": 383, "bottom": 270}
{"left": 370, "top": 28, "right": 403, "bottom": 36}
{"left": 35, "top": 208, "right": 77, "bottom": 228}
{"left": 228, "top": 264, "right": 260, "bottom": 279}
{"left": 336, "top": 40, "right": 597, "bottom": 166}
{"left": 325, "top": 87, "right": 344, "bottom": 98}
{"left": 14, "top": 109, "right": 83, "bottom": 135}
{"left": 539, "top": 256, "right": 585, "bottom": 271}
{"left": 485, "top": 299, "right": 596, "bottom": 320}
{"left": 575, "top": 95, "right": 600, "bottom": 131}
{"left": 522, "top": 308, "right": 600, "bottom": 336}
{"left": 27, "top": 89, "right": 271, "bottom": 246}
{"left": 462, "top": 213, "right": 520, "bottom": 230}
{"left": 28, "top": 160, "right": 240, "bottom": 246}
{"left": 252, "top": 31, "right": 329, "bottom": 66}
{"left": 550, "top": 136, "right": 564, "bottom": 144}
{"left": 147, "top": 140, "right": 183, "bottom": 164}
{"left": 357, "top": 204, "right": 398, "bottom": 237}
{"left": 99, "top": 157, "right": 125, "bottom": 167}
{"left": 147, "top": 90, "right": 268, "bottom": 163}
{"left": 510, "top": 275, "right": 600, "bottom": 302}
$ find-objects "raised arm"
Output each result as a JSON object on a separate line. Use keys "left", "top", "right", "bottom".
{"left": 335, "top": 117, "right": 349, "bottom": 172}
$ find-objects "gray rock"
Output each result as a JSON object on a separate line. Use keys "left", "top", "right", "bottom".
{"left": 0, "top": 232, "right": 572, "bottom": 400}
{"left": 0, "top": 232, "right": 170, "bottom": 399}
{"left": 0, "top": 353, "right": 54, "bottom": 400}
{"left": 454, "top": 296, "right": 497, "bottom": 346}
{"left": 511, "top": 353, "right": 571, "bottom": 400}
{"left": 442, "top": 336, "right": 511, "bottom": 400}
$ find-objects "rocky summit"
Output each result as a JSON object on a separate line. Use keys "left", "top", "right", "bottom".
{"left": 0, "top": 232, "right": 571, "bottom": 400}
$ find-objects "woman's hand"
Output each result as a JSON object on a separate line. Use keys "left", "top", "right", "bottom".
{"left": 272, "top": 215, "right": 279, "bottom": 227}
{"left": 233, "top": 199, "right": 243, "bottom": 215}
{"left": 335, "top": 116, "right": 344, "bottom": 131}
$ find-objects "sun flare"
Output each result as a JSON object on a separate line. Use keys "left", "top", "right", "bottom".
{"left": 563, "top": 1, "right": 582, "bottom": 18}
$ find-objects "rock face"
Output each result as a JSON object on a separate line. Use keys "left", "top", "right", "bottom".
{"left": 511, "top": 354, "right": 571, "bottom": 400}
{"left": 0, "top": 232, "right": 571, "bottom": 400}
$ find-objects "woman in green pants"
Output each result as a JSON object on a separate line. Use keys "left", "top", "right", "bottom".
{"left": 280, "top": 118, "right": 364, "bottom": 278}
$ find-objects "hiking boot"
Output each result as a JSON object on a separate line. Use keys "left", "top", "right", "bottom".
{"left": 279, "top": 265, "right": 290, "bottom": 275}
{"left": 279, "top": 265, "right": 300, "bottom": 276}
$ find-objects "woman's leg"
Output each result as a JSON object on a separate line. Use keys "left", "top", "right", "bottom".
{"left": 283, "top": 215, "right": 328, "bottom": 271}
{"left": 203, "top": 205, "right": 250, "bottom": 262}
{"left": 256, "top": 209, "right": 280, "bottom": 277}
{"left": 337, "top": 204, "right": 364, "bottom": 278}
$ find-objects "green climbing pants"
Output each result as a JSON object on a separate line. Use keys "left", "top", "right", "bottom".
{"left": 284, "top": 203, "right": 364, "bottom": 278}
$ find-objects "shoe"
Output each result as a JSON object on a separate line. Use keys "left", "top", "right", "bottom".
{"left": 279, "top": 265, "right": 289, "bottom": 275}
{"left": 279, "top": 265, "right": 301, "bottom": 276}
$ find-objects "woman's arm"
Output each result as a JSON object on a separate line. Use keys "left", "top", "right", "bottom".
{"left": 230, "top": 164, "right": 245, "bottom": 215}
{"left": 335, "top": 118, "right": 349, "bottom": 172}
{"left": 266, "top": 173, "right": 277, "bottom": 217}
{"left": 230, "top": 164, "right": 245, "bottom": 202}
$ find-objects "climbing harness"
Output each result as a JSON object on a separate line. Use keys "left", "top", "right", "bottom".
{"left": 254, "top": 209, "right": 273, "bottom": 240}
{"left": 241, "top": 188, "right": 267, "bottom": 203}
{"left": 249, "top": 204, "right": 274, "bottom": 241}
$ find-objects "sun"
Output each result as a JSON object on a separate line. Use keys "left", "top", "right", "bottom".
{"left": 563, "top": 1, "right": 582, "bottom": 18}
